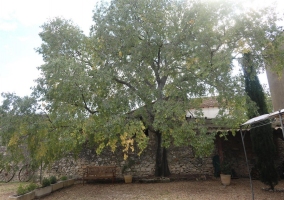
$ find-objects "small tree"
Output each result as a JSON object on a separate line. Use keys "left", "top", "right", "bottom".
{"left": 0, "top": 93, "right": 71, "bottom": 171}
{"left": 242, "top": 53, "right": 278, "bottom": 190}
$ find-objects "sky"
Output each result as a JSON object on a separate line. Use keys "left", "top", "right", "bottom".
{"left": 0, "top": 0, "right": 284, "bottom": 103}
{"left": 0, "top": 0, "right": 98, "bottom": 103}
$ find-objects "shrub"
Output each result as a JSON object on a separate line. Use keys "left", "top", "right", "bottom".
{"left": 42, "top": 177, "right": 51, "bottom": 187}
{"left": 122, "top": 158, "right": 135, "bottom": 174}
{"left": 60, "top": 176, "right": 67, "bottom": 181}
{"left": 16, "top": 184, "right": 27, "bottom": 196}
{"left": 16, "top": 183, "right": 38, "bottom": 196}
{"left": 49, "top": 176, "right": 57, "bottom": 184}
{"left": 26, "top": 183, "right": 37, "bottom": 191}
{"left": 220, "top": 161, "right": 232, "bottom": 175}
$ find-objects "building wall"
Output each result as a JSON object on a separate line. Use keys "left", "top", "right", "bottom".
{"left": 266, "top": 68, "right": 284, "bottom": 111}
{"left": 186, "top": 107, "right": 220, "bottom": 119}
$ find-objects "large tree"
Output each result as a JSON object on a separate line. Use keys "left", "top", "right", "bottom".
{"left": 242, "top": 53, "right": 278, "bottom": 190}
{"left": 5, "top": 0, "right": 282, "bottom": 176}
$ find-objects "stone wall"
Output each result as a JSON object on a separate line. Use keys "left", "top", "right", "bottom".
{"left": 44, "top": 131, "right": 254, "bottom": 179}
{"left": 167, "top": 146, "right": 216, "bottom": 176}
{"left": 220, "top": 131, "right": 253, "bottom": 177}
{"left": 221, "top": 130, "right": 284, "bottom": 178}
{"left": 2, "top": 129, "right": 284, "bottom": 181}
{"left": 46, "top": 131, "right": 217, "bottom": 180}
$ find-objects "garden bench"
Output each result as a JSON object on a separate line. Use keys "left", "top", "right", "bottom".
{"left": 82, "top": 165, "right": 116, "bottom": 185}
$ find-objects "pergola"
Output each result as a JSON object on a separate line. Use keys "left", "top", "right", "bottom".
{"left": 240, "top": 109, "right": 284, "bottom": 200}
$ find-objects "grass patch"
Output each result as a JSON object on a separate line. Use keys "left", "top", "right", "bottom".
{"left": 0, "top": 182, "right": 29, "bottom": 196}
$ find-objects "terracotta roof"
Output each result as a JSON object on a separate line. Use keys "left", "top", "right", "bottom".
{"left": 200, "top": 97, "right": 219, "bottom": 108}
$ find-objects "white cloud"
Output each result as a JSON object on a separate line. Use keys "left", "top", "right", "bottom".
{"left": 0, "top": 55, "right": 42, "bottom": 97}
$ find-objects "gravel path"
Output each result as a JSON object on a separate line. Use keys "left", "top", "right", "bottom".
{"left": 40, "top": 178, "right": 284, "bottom": 200}
{"left": 2, "top": 178, "right": 284, "bottom": 200}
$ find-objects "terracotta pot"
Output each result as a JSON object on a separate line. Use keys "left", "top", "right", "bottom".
{"left": 220, "top": 174, "right": 231, "bottom": 186}
{"left": 124, "top": 175, "right": 132, "bottom": 183}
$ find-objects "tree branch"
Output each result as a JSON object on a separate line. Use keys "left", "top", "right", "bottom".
{"left": 74, "top": 82, "right": 98, "bottom": 114}
{"left": 81, "top": 93, "right": 98, "bottom": 114}
{"left": 113, "top": 77, "right": 137, "bottom": 91}
{"left": 151, "top": 62, "right": 160, "bottom": 83}
{"left": 144, "top": 79, "right": 154, "bottom": 88}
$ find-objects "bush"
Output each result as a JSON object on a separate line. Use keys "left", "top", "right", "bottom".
{"left": 220, "top": 161, "right": 232, "bottom": 175}
{"left": 49, "top": 176, "right": 57, "bottom": 184}
{"left": 16, "top": 184, "right": 26, "bottom": 196}
{"left": 60, "top": 176, "right": 67, "bottom": 181}
{"left": 26, "top": 183, "right": 37, "bottom": 191}
{"left": 122, "top": 158, "right": 135, "bottom": 174}
{"left": 42, "top": 177, "right": 51, "bottom": 187}
{"left": 16, "top": 183, "right": 38, "bottom": 196}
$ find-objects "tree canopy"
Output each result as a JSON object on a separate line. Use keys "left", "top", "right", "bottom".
{"left": 1, "top": 0, "right": 284, "bottom": 173}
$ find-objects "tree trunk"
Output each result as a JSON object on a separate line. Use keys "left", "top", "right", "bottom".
{"left": 154, "top": 131, "right": 171, "bottom": 177}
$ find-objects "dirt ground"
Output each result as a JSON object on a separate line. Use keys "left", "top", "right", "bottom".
{"left": 2, "top": 178, "right": 284, "bottom": 200}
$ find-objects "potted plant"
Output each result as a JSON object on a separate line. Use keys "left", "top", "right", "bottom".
{"left": 35, "top": 177, "right": 52, "bottom": 198}
{"left": 9, "top": 183, "right": 37, "bottom": 200}
{"left": 50, "top": 175, "right": 63, "bottom": 192}
{"left": 61, "top": 175, "right": 75, "bottom": 187}
{"left": 60, "top": 175, "right": 68, "bottom": 187}
{"left": 220, "top": 160, "right": 232, "bottom": 186}
{"left": 122, "top": 159, "right": 135, "bottom": 183}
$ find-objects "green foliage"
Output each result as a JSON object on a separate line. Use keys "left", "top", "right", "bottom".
{"left": 122, "top": 158, "right": 135, "bottom": 174}
{"left": 16, "top": 184, "right": 26, "bottom": 196}
{"left": 16, "top": 183, "right": 38, "bottom": 196}
{"left": 250, "top": 124, "right": 278, "bottom": 189}
{"left": 42, "top": 177, "right": 51, "bottom": 187}
{"left": 49, "top": 176, "right": 57, "bottom": 184}
{"left": 0, "top": 93, "right": 56, "bottom": 168}
{"left": 1, "top": 0, "right": 284, "bottom": 176}
{"left": 264, "top": 90, "right": 273, "bottom": 113}
{"left": 242, "top": 53, "right": 279, "bottom": 190}
{"left": 60, "top": 176, "right": 67, "bottom": 181}
{"left": 243, "top": 53, "right": 269, "bottom": 118}
{"left": 26, "top": 183, "right": 38, "bottom": 191}
{"left": 220, "top": 161, "right": 232, "bottom": 175}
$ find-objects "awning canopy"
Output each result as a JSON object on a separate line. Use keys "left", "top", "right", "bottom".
{"left": 241, "top": 109, "right": 284, "bottom": 127}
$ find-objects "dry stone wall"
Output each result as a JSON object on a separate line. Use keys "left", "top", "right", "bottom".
{"left": 46, "top": 131, "right": 217, "bottom": 179}
{"left": 3, "top": 130, "right": 283, "bottom": 181}
{"left": 168, "top": 146, "right": 216, "bottom": 176}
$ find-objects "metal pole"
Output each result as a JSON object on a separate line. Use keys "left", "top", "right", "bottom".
{"left": 278, "top": 110, "right": 284, "bottom": 139}
{"left": 240, "top": 126, "right": 254, "bottom": 200}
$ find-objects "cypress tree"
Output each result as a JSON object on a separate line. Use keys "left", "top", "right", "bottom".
{"left": 242, "top": 53, "right": 278, "bottom": 190}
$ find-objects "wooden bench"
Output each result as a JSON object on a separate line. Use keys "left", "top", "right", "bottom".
{"left": 82, "top": 165, "right": 116, "bottom": 185}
